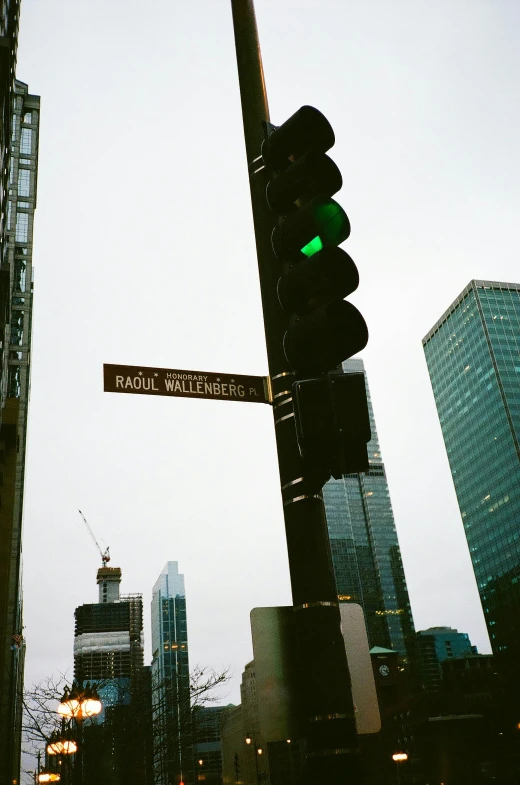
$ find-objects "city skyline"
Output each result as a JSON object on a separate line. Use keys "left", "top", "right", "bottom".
{"left": 14, "top": 0, "right": 520, "bottom": 717}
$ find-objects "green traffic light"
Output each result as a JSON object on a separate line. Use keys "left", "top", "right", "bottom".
{"left": 312, "top": 199, "right": 350, "bottom": 247}
{"left": 301, "top": 236, "right": 323, "bottom": 258}
{"left": 273, "top": 196, "right": 350, "bottom": 260}
{"left": 300, "top": 200, "right": 349, "bottom": 257}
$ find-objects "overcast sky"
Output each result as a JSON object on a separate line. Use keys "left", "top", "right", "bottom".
{"left": 17, "top": 0, "right": 520, "bottom": 714}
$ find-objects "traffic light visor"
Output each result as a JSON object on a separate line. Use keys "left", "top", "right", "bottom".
{"left": 278, "top": 247, "right": 359, "bottom": 315}
{"left": 284, "top": 300, "right": 369, "bottom": 373}
{"left": 266, "top": 151, "right": 342, "bottom": 214}
{"left": 262, "top": 105, "right": 335, "bottom": 168}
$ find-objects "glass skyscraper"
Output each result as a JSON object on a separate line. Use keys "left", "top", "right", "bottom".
{"left": 151, "top": 562, "right": 192, "bottom": 785}
{"left": 423, "top": 280, "right": 520, "bottom": 674}
{"left": 323, "top": 359, "right": 416, "bottom": 662}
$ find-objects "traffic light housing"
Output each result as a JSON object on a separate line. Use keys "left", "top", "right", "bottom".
{"left": 262, "top": 105, "right": 368, "bottom": 375}
{"left": 293, "top": 372, "right": 371, "bottom": 478}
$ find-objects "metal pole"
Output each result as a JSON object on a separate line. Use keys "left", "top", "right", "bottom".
{"left": 234, "top": 752, "right": 240, "bottom": 785}
{"left": 230, "top": 2, "right": 361, "bottom": 783}
{"left": 74, "top": 719, "right": 83, "bottom": 785}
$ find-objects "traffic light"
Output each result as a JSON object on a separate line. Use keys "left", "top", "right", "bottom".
{"left": 262, "top": 105, "right": 368, "bottom": 374}
{"left": 262, "top": 106, "right": 371, "bottom": 478}
{"left": 293, "top": 372, "right": 371, "bottom": 479}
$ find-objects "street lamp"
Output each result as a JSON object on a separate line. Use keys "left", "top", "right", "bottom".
{"left": 58, "top": 682, "right": 102, "bottom": 720}
{"left": 391, "top": 752, "right": 408, "bottom": 785}
{"left": 37, "top": 774, "right": 61, "bottom": 783}
{"left": 47, "top": 719, "right": 78, "bottom": 756}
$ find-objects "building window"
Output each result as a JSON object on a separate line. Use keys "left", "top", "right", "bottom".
{"left": 7, "top": 365, "right": 20, "bottom": 398}
{"left": 15, "top": 213, "right": 29, "bottom": 243}
{"left": 23, "top": 112, "right": 32, "bottom": 124}
{"left": 18, "top": 170, "right": 30, "bottom": 197}
{"left": 8, "top": 366, "right": 21, "bottom": 398}
{"left": 20, "top": 128, "right": 32, "bottom": 154}
{"left": 10, "top": 312, "right": 24, "bottom": 346}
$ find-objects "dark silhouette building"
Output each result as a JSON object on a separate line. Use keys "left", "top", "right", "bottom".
{"left": 0, "top": 73, "right": 39, "bottom": 783}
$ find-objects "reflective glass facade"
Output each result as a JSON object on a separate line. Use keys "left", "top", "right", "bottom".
{"left": 423, "top": 280, "right": 520, "bottom": 671}
{"left": 323, "top": 359, "right": 416, "bottom": 661}
{"left": 151, "top": 562, "right": 192, "bottom": 785}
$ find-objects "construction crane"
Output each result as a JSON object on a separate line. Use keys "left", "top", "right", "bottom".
{"left": 78, "top": 509, "right": 110, "bottom": 566}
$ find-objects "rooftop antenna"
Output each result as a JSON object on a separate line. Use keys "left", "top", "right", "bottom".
{"left": 78, "top": 509, "right": 110, "bottom": 566}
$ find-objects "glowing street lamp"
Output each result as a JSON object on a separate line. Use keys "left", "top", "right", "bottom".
{"left": 47, "top": 736, "right": 78, "bottom": 755}
{"left": 392, "top": 752, "right": 408, "bottom": 785}
{"left": 57, "top": 682, "right": 102, "bottom": 720}
{"left": 38, "top": 774, "right": 61, "bottom": 783}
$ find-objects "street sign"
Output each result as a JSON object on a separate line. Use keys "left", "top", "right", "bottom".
{"left": 103, "top": 363, "right": 271, "bottom": 404}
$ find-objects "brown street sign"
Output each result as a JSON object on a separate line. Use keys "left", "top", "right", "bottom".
{"left": 103, "top": 364, "right": 271, "bottom": 404}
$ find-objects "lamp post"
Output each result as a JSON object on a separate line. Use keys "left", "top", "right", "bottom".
{"left": 57, "top": 681, "right": 102, "bottom": 785}
{"left": 233, "top": 752, "right": 240, "bottom": 785}
{"left": 46, "top": 718, "right": 77, "bottom": 784}
{"left": 391, "top": 752, "right": 408, "bottom": 785}
{"left": 245, "top": 735, "right": 263, "bottom": 785}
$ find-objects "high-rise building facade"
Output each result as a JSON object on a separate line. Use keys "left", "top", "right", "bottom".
{"left": 192, "top": 705, "right": 226, "bottom": 784}
{"left": 151, "top": 562, "right": 192, "bottom": 785}
{"left": 0, "top": 78, "right": 39, "bottom": 783}
{"left": 423, "top": 280, "right": 520, "bottom": 676}
{"left": 416, "top": 626, "right": 477, "bottom": 691}
{"left": 323, "top": 359, "right": 416, "bottom": 661}
{"left": 74, "top": 566, "right": 150, "bottom": 783}
{"left": 0, "top": 0, "right": 20, "bottom": 271}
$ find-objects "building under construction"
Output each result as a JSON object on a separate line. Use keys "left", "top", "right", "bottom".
{"left": 74, "top": 567, "right": 144, "bottom": 687}
{"left": 73, "top": 566, "right": 152, "bottom": 784}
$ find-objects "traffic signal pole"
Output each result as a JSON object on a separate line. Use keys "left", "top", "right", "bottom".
{"left": 230, "top": 3, "right": 361, "bottom": 782}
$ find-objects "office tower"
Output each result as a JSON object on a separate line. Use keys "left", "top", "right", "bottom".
{"left": 423, "top": 280, "right": 520, "bottom": 677}
{"left": 74, "top": 566, "right": 150, "bottom": 783}
{"left": 192, "top": 705, "right": 226, "bottom": 784}
{"left": 151, "top": 562, "right": 192, "bottom": 785}
{"left": 0, "top": 77, "right": 39, "bottom": 782}
{"left": 416, "top": 626, "right": 477, "bottom": 691}
{"left": 323, "top": 359, "right": 416, "bottom": 661}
